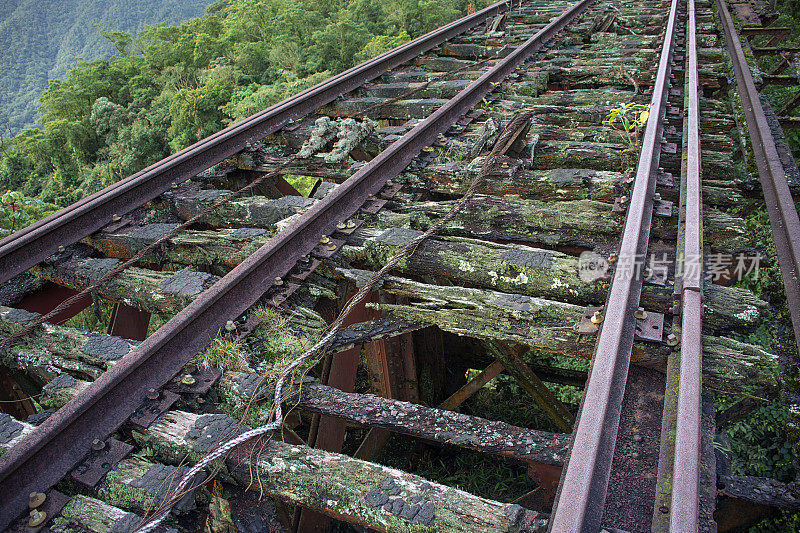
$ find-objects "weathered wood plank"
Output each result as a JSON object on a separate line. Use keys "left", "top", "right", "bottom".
{"left": 218, "top": 374, "right": 569, "bottom": 466}
{"left": 0, "top": 413, "right": 34, "bottom": 456}
{"left": 164, "top": 185, "right": 314, "bottom": 228}
{"left": 33, "top": 257, "right": 218, "bottom": 316}
{"left": 334, "top": 271, "right": 776, "bottom": 392}
{"left": 0, "top": 306, "right": 135, "bottom": 381}
{"left": 50, "top": 495, "right": 152, "bottom": 533}
{"left": 138, "top": 410, "right": 546, "bottom": 532}
{"left": 342, "top": 228, "right": 609, "bottom": 304}
{"left": 379, "top": 195, "right": 749, "bottom": 251}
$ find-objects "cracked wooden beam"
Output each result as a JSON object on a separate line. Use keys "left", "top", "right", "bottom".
{"left": 136, "top": 410, "right": 547, "bottom": 532}
{"left": 218, "top": 373, "right": 569, "bottom": 467}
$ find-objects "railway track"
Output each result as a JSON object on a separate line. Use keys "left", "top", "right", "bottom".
{"left": 0, "top": 0, "right": 796, "bottom": 531}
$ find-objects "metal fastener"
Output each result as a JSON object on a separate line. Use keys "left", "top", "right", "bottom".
{"left": 634, "top": 307, "right": 647, "bottom": 320}
{"left": 336, "top": 222, "right": 347, "bottom": 230}
{"left": 28, "top": 492, "right": 46, "bottom": 509}
{"left": 591, "top": 311, "right": 604, "bottom": 324}
{"left": 91, "top": 439, "right": 106, "bottom": 451}
{"left": 667, "top": 333, "right": 679, "bottom": 346}
{"left": 346, "top": 219, "right": 357, "bottom": 229}
{"left": 57, "top": 246, "right": 65, "bottom": 253}
{"left": 654, "top": 192, "right": 662, "bottom": 201}
{"left": 225, "top": 320, "right": 236, "bottom": 332}
{"left": 326, "top": 242, "right": 337, "bottom": 251}
{"left": 181, "top": 374, "right": 196, "bottom": 386}
{"left": 620, "top": 195, "right": 629, "bottom": 205}
{"left": 273, "top": 276, "right": 284, "bottom": 286}
{"left": 659, "top": 505, "right": 669, "bottom": 514}
{"left": 320, "top": 235, "right": 330, "bottom": 244}
{"left": 28, "top": 509, "right": 47, "bottom": 527}
{"left": 146, "top": 388, "right": 160, "bottom": 400}
{"left": 112, "top": 214, "right": 121, "bottom": 222}
{"left": 608, "top": 252, "right": 618, "bottom": 263}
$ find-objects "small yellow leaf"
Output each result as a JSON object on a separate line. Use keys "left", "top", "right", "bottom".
{"left": 639, "top": 110, "right": 649, "bottom": 124}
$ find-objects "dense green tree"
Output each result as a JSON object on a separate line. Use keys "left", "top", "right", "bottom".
{"left": 0, "top": 0, "right": 489, "bottom": 235}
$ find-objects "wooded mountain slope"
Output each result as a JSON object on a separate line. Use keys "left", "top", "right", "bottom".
{"left": 0, "top": 0, "right": 478, "bottom": 236}
{"left": 0, "top": 0, "right": 214, "bottom": 134}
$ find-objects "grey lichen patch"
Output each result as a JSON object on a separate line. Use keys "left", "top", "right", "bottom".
{"left": 497, "top": 249, "right": 552, "bottom": 269}
{"left": 41, "top": 375, "right": 89, "bottom": 410}
{"left": 100, "top": 457, "right": 197, "bottom": 514}
{"left": 43, "top": 373, "right": 77, "bottom": 390}
{"left": 0, "top": 413, "right": 23, "bottom": 445}
{"left": 187, "top": 414, "right": 247, "bottom": 454}
{"left": 299, "top": 116, "right": 338, "bottom": 159}
{"left": 80, "top": 333, "right": 132, "bottom": 361}
{"left": 364, "top": 476, "right": 436, "bottom": 526}
{"left": 160, "top": 268, "right": 213, "bottom": 299}
{"left": 229, "top": 227, "right": 269, "bottom": 239}
{"left": 75, "top": 258, "right": 120, "bottom": 283}
{"left": 322, "top": 118, "right": 376, "bottom": 163}
{"left": 126, "top": 224, "right": 180, "bottom": 249}
{"left": 3, "top": 307, "right": 40, "bottom": 325}
{"left": 50, "top": 494, "right": 147, "bottom": 533}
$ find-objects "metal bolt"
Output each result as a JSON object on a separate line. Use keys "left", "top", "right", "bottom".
{"left": 146, "top": 388, "right": 160, "bottom": 400}
{"left": 112, "top": 214, "right": 121, "bottom": 222}
{"left": 608, "top": 252, "right": 618, "bottom": 263}
{"left": 634, "top": 307, "right": 647, "bottom": 320}
{"left": 336, "top": 222, "right": 347, "bottom": 230}
{"left": 620, "top": 195, "right": 629, "bottom": 205}
{"left": 91, "top": 439, "right": 106, "bottom": 451}
{"left": 591, "top": 311, "right": 604, "bottom": 324}
{"left": 57, "top": 246, "right": 65, "bottom": 253}
{"left": 225, "top": 320, "right": 236, "bottom": 332}
{"left": 659, "top": 505, "right": 670, "bottom": 514}
{"left": 654, "top": 192, "right": 661, "bottom": 201}
{"left": 326, "top": 242, "right": 337, "bottom": 252}
{"left": 273, "top": 277, "right": 284, "bottom": 286}
{"left": 667, "top": 333, "right": 680, "bottom": 346}
{"left": 28, "top": 509, "right": 47, "bottom": 527}
{"left": 28, "top": 492, "right": 46, "bottom": 509}
{"left": 320, "top": 235, "right": 330, "bottom": 244}
{"left": 181, "top": 374, "right": 196, "bottom": 386}
{"left": 346, "top": 219, "right": 357, "bottom": 229}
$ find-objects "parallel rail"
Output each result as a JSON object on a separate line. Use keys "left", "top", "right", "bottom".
{"left": 670, "top": 0, "right": 704, "bottom": 527}
{"left": 549, "top": 0, "right": 681, "bottom": 529}
{"left": 0, "top": 1, "right": 594, "bottom": 528}
{"left": 0, "top": 0, "right": 517, "bottom": 285}
{"left": 716, "top": 0, "right": 800, "bottom": 357}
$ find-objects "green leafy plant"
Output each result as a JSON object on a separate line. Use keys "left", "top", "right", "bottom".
{"left": 602, "top": 102, "right": 650, "bottom": 149}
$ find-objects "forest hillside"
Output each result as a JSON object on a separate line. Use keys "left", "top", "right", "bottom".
{"left": 0, "top": 0, "right": 479, "bottom": 236}
{"left": 0, "top": 0, "right": 215, "bottom": 134}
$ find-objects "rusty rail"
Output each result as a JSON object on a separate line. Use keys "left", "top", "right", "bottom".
{"left": 0, "top": 0, "right": 594, "bottom": 527}
{"left": 0, "top": 0, "right": 516, "bottom": 286}
{"left": 716, "top": 0, "right": 800, "bottom": 357}
{"left": 670, "top": 0, "right": 703, "bottom": 527}
{"left": 548, "top": 0, "right": 681, "bottom": 529}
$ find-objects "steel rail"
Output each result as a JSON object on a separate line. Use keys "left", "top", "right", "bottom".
{"left": 670, "top": 0, "right": 703, "bottom": 527}
{"left": 715, "top": 0, "right": 800, "bottom": 357}
{"left": 0, "top": 1, "right": 593, "bottom": 527}
{"left": 0, "top": 0, "right": 516, "bottom": 285}
{"left": 715, "top": 0, "right": 800, "bottom": 358}
{"left": 548, "top": 0, "right": 681, "bottom": 530}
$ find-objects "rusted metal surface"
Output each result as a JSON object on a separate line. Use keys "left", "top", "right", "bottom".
{"left": 670, "top": 0, "right": 703, "bottom": 528}
{"left": 15, "top": 282, "right": 92, "bottom": 325}
{"left": 549, "top": 0, "right": 681, "bottom": 529}
{"left": 716, "top": 0, "right": 800, "bottom": 357}
{"left": 107, "top": 302, "right": 151, "bottom": 341}
{"left": 0, "top": 0, "right": 517, "bottom": 285}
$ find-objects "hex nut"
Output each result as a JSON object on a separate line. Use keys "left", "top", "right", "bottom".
{"left": 28, "top": 492, "right": 46, "bottom": 509}
{"left": 28, "top": 510, "right": 46, "bottom": 527}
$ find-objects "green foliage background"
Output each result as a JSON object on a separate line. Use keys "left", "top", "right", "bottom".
{"left": 0, "top": 0, "right": 484, "bottom": 236}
